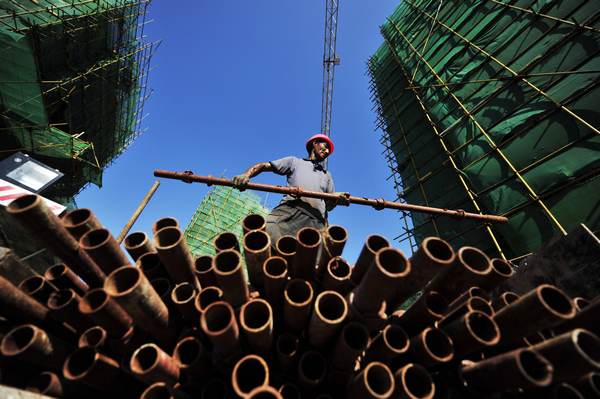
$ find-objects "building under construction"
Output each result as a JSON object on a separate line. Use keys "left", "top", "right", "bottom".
{"left": 369, "top": 0, "right": 600, "bottom": 261}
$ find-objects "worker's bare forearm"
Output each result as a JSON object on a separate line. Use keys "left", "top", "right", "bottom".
{"left": 242, "top": 162, "right": 273, "bottom": 178}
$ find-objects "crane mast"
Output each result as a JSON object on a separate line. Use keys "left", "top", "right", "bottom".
{"left": 320, "top": 0, "right": 340, "bottom": 138}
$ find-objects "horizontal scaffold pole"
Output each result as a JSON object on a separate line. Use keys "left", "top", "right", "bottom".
{"left": 154, "top": 169, "right": 508, "bottom": 224}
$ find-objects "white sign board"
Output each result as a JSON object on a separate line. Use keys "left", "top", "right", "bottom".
{"left": 0, "top": 178, "right": 66, "bottom": 215}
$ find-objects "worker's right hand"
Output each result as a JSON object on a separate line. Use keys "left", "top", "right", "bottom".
{"left": 232, "top": 174, "right": 250, "bottom": 191}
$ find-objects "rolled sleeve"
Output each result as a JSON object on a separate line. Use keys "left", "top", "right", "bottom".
{"left": 270, "top": 157, "right": 295, "bottom": 176}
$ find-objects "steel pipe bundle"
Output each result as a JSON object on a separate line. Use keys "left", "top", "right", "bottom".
{"left": 3, "top": 200, "right": 599, "bottom": 398}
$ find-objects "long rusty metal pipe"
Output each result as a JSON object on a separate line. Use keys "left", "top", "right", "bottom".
{"left": 213, "top": 249, "right": 249, "bottom": 308}
{"left": 331, "top": 321, "right": 370, "bottom": 372}
{"left": 493, "top": 284, "right": 576, "bottom": 346}
{"left": 276, "top": 332, "right": 299, "bottom": 372}
{"left": 173, "top": 336, "right": 210, "bottom": 378}
{"left": 425, "top": 246, "right": 492, "bottom": 302}
{"left": 440, "top": 311, "right": 501, "bottom": 359}
{"left": 7, "top": 195, "right": 106, "bottom": 287}
{"left": 1, "top": 324, "right": 71, "bottom": 370}
{"left": 47, "top": 289, "right": 94, "bottom": 332}
{"left": 137, "top": 252, "right": 168, "bottom": 280}
{"left": 363, "top": 324, "right": 410, "bottom": 365}
{"left": 124, "top": 231, "right": 156, "bottom": 261}
{"left": 200, "top": 300, "right": 240, "bottom": 359}
{"left": 351, "top": 235, "right": 390, "bottom": 285}
{"left": 244, "top": 230, "right": 271, "bottom": 289}
{"left": 80, "top": 228, "right": 131, "bottom": 274}
{"left": 231, "top": 354, "right": 270, "bottom": 398}
{"left": 283, "top": 278, "right": 314, "bottom": 332}
{"left": 263, "top": 256, "right": 288, "bottom": 312}
{"left": 171, "top": 282, "right": 198, "bottom": 324}
{"left": 214, "top": 231, "right": 240, "bottom": 253}
{"left": 394, "top": 363, "right": 435, "bottom": 399}
{"left": 130, "top": 342, "right": 180, "bottom": 386}
{"left": 317, "top": 224, "right": 348, "bottom": 276}
{"left": 62, "top": 208, "right": 102, "bottom": 241}
{"left": 104, "top": 266, "right": 173, "bottom": 347}
{"left": 79, "top": 288, "right": 133, "bottom": 339}
{"left": 153, "top": 217, "right": 179, "bottom": 235}
{"left": 19, "top": 275, "right": 57, "bottom": 304}
{"left": 346, "top": 361, "right": 395, "bottom": 399}
{"left": 240, "top": 298, "right": 273, "bottom": 354}
{"left": 153, "top": 171, "right": 509, "bottom": 223}
{"left": 460, "top": 348, "right": 553, "bottom": 393}
{"left": 393, "top": 291, "right": 448, "bottom": 336}
{"left": 274, "top": 235, "right": 297, "bottom": 267}
{"left": 45, "top": 263, "right": 89, "bottom": 296}
{"left": 409, "top": 327, "right": 454, "bottom": 368}
{"left": 322, "top": 256, "right": 352, "bottom": 294}
{"left": 291, "top": 227, "right": 321, "bottom": 280}
{"left": 194, "top": 255, "right": 217, "bottom": 288}
{"left": 297, "top": 350, "right": 327, "bottom": 389}
{"left": 308, "top": 290, "right": 348, "bottom": 348}
{"left": 155, "top": 226, "right": 200, "bottom": 291}
{"left": 243, "top": 213, "right": 267, "bottom": 235}
{"left": 530, "top": 329, "right": 600, "bottom": 383}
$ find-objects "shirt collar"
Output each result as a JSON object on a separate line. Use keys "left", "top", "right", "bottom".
{"left": 303, "top": 158, "right": 327, "bottom": 172}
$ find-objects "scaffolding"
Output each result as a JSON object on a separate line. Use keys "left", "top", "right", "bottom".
{"left": 184, "top": 186, "right": 270, "bottom": 257}
{"left": 368, "top": 0, "right": 600, "bottom": 260}
{"left": 0, "top": 0, "right": 156, "bottom": 201}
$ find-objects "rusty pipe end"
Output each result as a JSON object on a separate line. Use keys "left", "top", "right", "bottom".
{"left": 285, "top": 279, "right": 314, "bottom": 308}
{"left": 79, "top": 288, "right": 108, "bottom": 313}
{"left": 241, "top": 298, "right": 273, "bottom": 333}
{"left": 138, "top": 252, "right": 163, "bottom": 275}
{"left": 536, "top": 284, "right": 577, "bottom": 319}
{"left": 130, "top": 343, "right": 172, "bottom": 377}
{"left": 467, "top": 296, "right": 495, "bottom": 317}
{"left": 248, "top": 385, "right": 283, "bottom": 399}
{"left": 44, "top": 263, "right": 67, "bottom": 280}
{"left": 298, "top": 350, "right": 327, "bottom": 386}
{"left": 152, "top": 217, "right": 179, "bottom": 235}
{"left": 78, "top": 326, "right": 107, "bottom": 349}
{"left": 63, "top": 347, "right": 105, "bottom": 381}
{"left": 155, "top": 226, "right": 184, "bottom": 250}
{"left": 173, "top": 336, "right": 205, "bottom": 368}
{"left": 464, "top": 311, "right": 501, "bottom": 346}
{"left": 171, "top": 282, "right": 196, "bottom": 305}
{"left": 375, "top": 247, "right": 411, "bottom": 278}
{"left": 357, "top": 362, "right": 395, "bottom": 398}
{"left": 383, "top": 324, "right": 410, "bottom": 354}
{"left": 200, "top": 300, "right": 236, "bottom": 337}
{"left": 195, "top": 286, "right": 224, "bottom": 313}
{"left": 365, "top": 235, "right": 390, "bottom": 254}
{"left": 490, "top": 258, "right": 515, "bottom": 279}
{"left": 327, "top": 257, "right": 351, "bottom": 280}
{"left": 124, "top": 231, "right": 150, "bottom": 251}
{"left": 515, "top": 348, "right": 554, "bottom": 387}
{"left": 276, "top": 235, "right": 297, "bottom": 256}
{"left": 573, "top": 297, "right": 590, "bottom": 312}
{"left": 424, "top": 291, "right": 449, "bottom": 318}
{"left": 231, "top": 354, "right": 269, "bottom": 398}
{"left": 141, "top": 382, "right": 178, "bottom": 399}
{"left": 456, "top": 246, "right": 492, "bottom": 275}
{"left": 213, "top": 250, "right": 243, "bottom": 276}
{"left": 244, "top": 230, "right": 271, "bottom": 253}
{"left": 276, "top": 333, "right": 299, "bottom": 358}
{"left": 314, "top": 290, "right": 348, "bottom": 325}
{"left": 1, "top": 324, "right": 41, "bottom": 357}
{"left": 421, "top": 237, "right": 455, "bottom": 266}
{"left": 396, "top": 363, "right": 435, "bottom": 399}
{"left": 296, "top": 227, "right": 322, "bottom": 248}
{"left": 214, "top": 231, "right": 239, "bottom": 252}
{"left": 26, "top": 372, "right": 63, "bottom": 396}
{"left": 104, "top": 266, "right": 144, "bottom": 298}
{"left": 243, "top": 213, "right": 267, "bottom": 233}
{"left": 79, "top": 228, "right": 111, "bottom": 250}
{"left": 62, "top": 208, "right": 96, "bottom": 228}
{"left": 420, "top": 327, "right": 454, "bottom": 363}
{"left": 195, "top": 255, "right": 214, "bottom": 274}
{"left": 327, "top": 225, "right": 348, "bottom": 244}
{"left": 19, "top": 275, "right": 53, "bottom": 297}
{"left": 566, "top": 329, "right": 600, "bottom": 369}
{"left": 495, "top": 291, "right": 520, "bottom": 311}
{"left": 264, "top": 256, "right": 288, "bottom": 279}
{"left": 47, "top": 288, "right": 77, "bottom": 310}
{"left": 7, "top": 194, "right": 42, "bottom": 214}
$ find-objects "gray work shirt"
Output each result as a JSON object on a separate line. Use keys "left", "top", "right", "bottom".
{"left": 269, "top": 156, "right": 335, "bottom": 219}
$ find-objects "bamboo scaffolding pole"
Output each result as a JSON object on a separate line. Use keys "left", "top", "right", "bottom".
{"left": 116, "top": 181, "right": 160, "bottom": 243}
{"left": 153, "top": 170, "right": 508, "bottom": 224}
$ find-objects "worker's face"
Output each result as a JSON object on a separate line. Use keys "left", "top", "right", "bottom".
{"left": 312, "top": 140, "right": 331, "bottom": 161}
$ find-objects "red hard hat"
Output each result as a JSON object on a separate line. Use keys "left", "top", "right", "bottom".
{"left": 305, "top": 134, "right": 334, "bottom": 155}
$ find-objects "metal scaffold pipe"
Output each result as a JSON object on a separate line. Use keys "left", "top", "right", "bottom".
{"left": 153, "top": 170, "right": 509, "bottom": 223}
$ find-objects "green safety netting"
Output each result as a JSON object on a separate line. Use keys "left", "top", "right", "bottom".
{"left": 369, "top": 0, "right": 600, "bottom": 259}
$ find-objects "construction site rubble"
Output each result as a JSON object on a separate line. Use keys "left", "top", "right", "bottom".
{"left": 0, "top": 194, "right": 598, "bottom": 398}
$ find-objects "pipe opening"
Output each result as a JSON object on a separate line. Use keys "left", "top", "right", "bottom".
{"left": 279, "top": 383, "right": 300, "bottom": 399}
{"left": 316, "top": 291, "right": 346, "bottom": 322}
{"left": 242, "top": 300, "right": 270, "bottom": 329}
{"left": 2, "top": 325, "right": 34, "bottom": 355}
{"left": 106, "top": 267, "right": 142, "bottom": 296}
{"left": 286, "top": 279, "right": 312, "bottom": 305}
{"left": 173, "top": 283, "right": 195, "bottom": 302}
{"left": 20, "top": 276, "right": 44, "bottom": 293}
{"left": 65, "top": 347, "right": 96, "bottom": 378}
{"left": 329, "top": 258, "right": 350, "bottom": 278}
{"left": 265, "top": 257, "right": 287, "bottom": 278}
{"left": 249, "top": 387, "right": 280, "bottom": 399}
{"left": 243, "top": 214, "right": 266, "bottom": 231}
{"left": 79, "top": 326, "right": 106, "bottom": 348}
{"left": 245, "top": 231, "right": 269, "bottom": 251}
{"left": 196, "top": 287, "right": 223, "bottom": 312}
{"left": 469, "top": 297, "right": 494, "bottom": 316}
{"left": 204, "top": 302, "right": 233, "bottom": 334}
{"left": 150, "top": 278, "right": 170, "bottom": 297}
{"left": 299, "top": 351, "right": 326, "bottom": 381}
{"left": 175, "top": 338, "right": 202, "bottom": 365}
{"left": 276, "top": 236, "right": 297, "bottom": 255}
{"left": 142, "top": 383, "right": 172, "bottom": 399}
{"left": 277, "top": 334, "right": 298, "bottom": 356}
{"left": 491, "top": 258, "right": 514, "bottom": 277}
{"left": 519, "top": 350, "right": 552, "bottom": 383}
{"left": 81, "top": 289, "right": 108, "bottom": 312}
{"left": 425, "top": 292, "right": 448, "bottom": 316}
{"left": 577, "top": 330, "right": 600, "bottom": 364}
{"left": 215, "top": 232, "right": 238, "bottom": 252}
{"left": 63, "top": 209, "right": 92, "bottom": 227}
{"left": 377, "top": 248, "right": 409, "bottom": 276}
{"left": 573, "top": 297, "right": 589, "bottom": 311}
{"left": 154, "top": 218, "right": 178, "bottom": 233}
{"left": 539, "top": 286, "right": 574, "bottom": 316}
{"left": 139, "top": 253, "right": 161, "bottom": 273}
{"left": 366, "top": 235, "right": 389, "bottom": 253}
{"left": 384, "top": 325, "right": 409, "bottom": 352}
{"left": 195, "top": 255, "right": 213, "bottom": 273}
{"left": 234, "top": 356, "right": 268, "bottom": 395}
{"left": 155, "top": 227, "right": 182, "bottom": 248}
{"left": 297, "top": 227, "right": 321, "bottom": 247}
{"left": 365, "top": 363, "right": 393, "bottom": 397}
{"left": 48, "top": 290, "right": 75, "bottom": 309}
{"left": 124, "top": 232, "right": 147, "bottom": 248}
{"left": 424, "top": 238, "right": 454, "bottom": 263}
{"left": 403, "top": 365, "right": 433, "bottom": 398}
{"left": 424, "top": 329, "right": 453, "bottom": 360}
{"left": 214, "top": 251, "right": 240, "bottom": 273}
{"left": 344, "top": 323, "right": 369, "bottom": 351}
{"left": 554, "top": 384, "right": 583, "bottom": 399}
{"left": 7, "top": 194, "right": 38, "bottom": 211}
{"left": 459, "top": 247, "right": 490, "bottom": 273}
{"left": 132, "top": 344, "right": 159, "bottom": 372}
{"left": 467, "top": 312, "right": 498, "bottom": 343}
{"left": 500, "top": 292, "right": 519, "bottom": 306}
{"left": 45, "top": 264, "right": 67, "bottom": 279}
{"left": 26, "top": 372, "right": 54, "bottom": 394}
{"left": 80, "top": 229, "right": 110, "bottom": 248}
{"left": 328, "top": 225, "right": 347, "bottom": 242}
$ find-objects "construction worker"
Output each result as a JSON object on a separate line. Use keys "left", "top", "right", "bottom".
{"left": 233, "top": 134, "right": 350, "bottom": 244}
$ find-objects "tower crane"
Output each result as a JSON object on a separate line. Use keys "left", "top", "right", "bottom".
{"left": 320, "top": 0, "right": 340, "bottom": 138}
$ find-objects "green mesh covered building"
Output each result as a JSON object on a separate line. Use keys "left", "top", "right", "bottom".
{"left": 368, "top": 0, "right": 599, "bottom": 260}
{"left": 185, "top": 186, "right": 270, "bottom": 256}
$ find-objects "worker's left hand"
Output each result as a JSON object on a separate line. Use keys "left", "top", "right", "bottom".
{"left": 334, "top": 192, "right": 351, "bottom": 206}
{"left": 232, "top": 174, "right": 250, "bottom": 191}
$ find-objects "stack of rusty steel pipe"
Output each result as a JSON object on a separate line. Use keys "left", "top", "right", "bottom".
{"left": 0, "top": 194, "right": 598, "bottom": 398}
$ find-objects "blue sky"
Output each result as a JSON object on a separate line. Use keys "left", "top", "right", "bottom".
{"left": 76, "top": 0, "right": 410, "bottom": 262}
